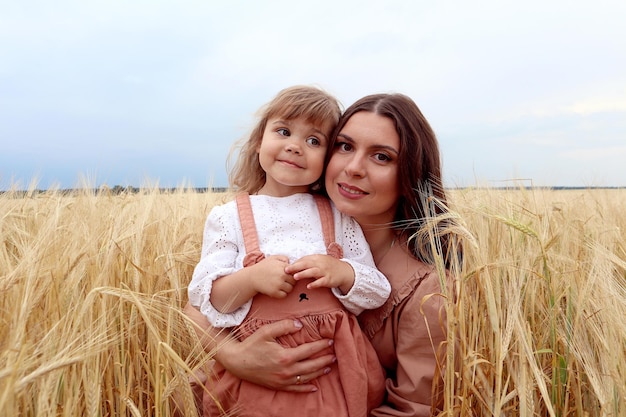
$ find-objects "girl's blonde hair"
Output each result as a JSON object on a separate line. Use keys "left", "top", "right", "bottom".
{"left": 228, "top": 85, "right": 342, "bottom": 193}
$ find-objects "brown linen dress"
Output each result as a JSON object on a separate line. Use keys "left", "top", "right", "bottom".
{"left": 358, "top": 242, "right": 448, "bottom": 417}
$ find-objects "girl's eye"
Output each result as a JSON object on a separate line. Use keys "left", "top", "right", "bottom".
{"left": 277, "top": 128, "right": 290, "bottom": 136}
{"left": 306, "top": 136, "right": 321, "bottom": 147}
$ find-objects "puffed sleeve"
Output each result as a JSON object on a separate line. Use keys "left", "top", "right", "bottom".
{"left": 371, "top": 272, "right": 447, "bottom": 417}
{"left": 187, "top": 203, "right": 252, "bottom": 328}
{"left": 332, "top": 208, "right": 391, "bottom": 315}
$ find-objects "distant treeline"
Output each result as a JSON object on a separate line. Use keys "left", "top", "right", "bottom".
{"left": 2, "top": 185, "right": 624, "bottom": 197}
{"left": 0, "top": 186, "right": 229, "bottom": 196}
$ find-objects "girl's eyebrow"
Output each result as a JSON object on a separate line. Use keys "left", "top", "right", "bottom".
{"left": 273, "top": 119, "right": 328, "bottom": 141}
{"left": 337, "top": 133, "right": 399, "bottom": 155}
{"left": 314, "top": 129, "right": 329, "bottom": 142}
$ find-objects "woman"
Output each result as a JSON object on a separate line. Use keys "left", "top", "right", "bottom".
{"left": 184, "top": 93, "right": 453, "bottom": 416}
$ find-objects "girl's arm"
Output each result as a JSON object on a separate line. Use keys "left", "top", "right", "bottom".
{"left": 210, "top": 267, "right": 259, "bottom": 313}
{"left": 334, "top": 213, "right": 392, "bottom": 313}
{"left": 182, "top": 302, "right": 336, "bottom": 392}
{"left": 211, "top": 255, "right": 295, "bottom": 312}
{"left": 188, "top": 204, "right": 253, "bottom": 327}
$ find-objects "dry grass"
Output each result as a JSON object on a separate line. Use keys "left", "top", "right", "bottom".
{"left": 442, "top": 187, "right": 626, "bottom": 417}
{"left": 0, "top": 184, "right": 229, "bottom": 416}
{"left": 1, "top": 184, "right": 625, "bottom": 416}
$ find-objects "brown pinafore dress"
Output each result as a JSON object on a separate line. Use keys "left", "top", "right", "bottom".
{"left": 203, "top": 193, "right": 385, "bottom": 417}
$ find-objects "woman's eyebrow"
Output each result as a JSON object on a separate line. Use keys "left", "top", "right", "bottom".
{"left": 337, "top": 133, "right": 354, "bottom": 142}
{"left": 337, "top": 133, "right": 399, "bottom": 155}
{"left": 378, "top": 144, "right": 400, "bottom": 155}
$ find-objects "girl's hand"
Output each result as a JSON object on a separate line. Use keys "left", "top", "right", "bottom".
{"left": 251, "top": 255, "right": 296, "bottom": 298}
{"left": 285, "top": 255, "right": 355, "bottom": 294}
{"left": 210, "top": 255, "right": 295, "bottom": 312}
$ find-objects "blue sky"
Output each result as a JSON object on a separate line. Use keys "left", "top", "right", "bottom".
{"left": 1, "top": 0, "right": 625, "bottom": 190}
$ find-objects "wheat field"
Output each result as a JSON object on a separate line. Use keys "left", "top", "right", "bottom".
{"left": 1, "top": 185, "right": 625, "bottom": 416}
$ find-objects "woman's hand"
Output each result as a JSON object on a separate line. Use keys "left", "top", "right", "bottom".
{"left": 183, "top": 302, "right": 335, "bottom": 393}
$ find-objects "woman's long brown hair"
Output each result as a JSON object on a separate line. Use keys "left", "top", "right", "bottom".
{"left": 325, "top": 93, "right": 461, "bottom": 266}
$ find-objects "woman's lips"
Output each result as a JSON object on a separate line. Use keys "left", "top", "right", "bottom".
{"left": 337, "top": 183, "right": 367, "bottom": 199}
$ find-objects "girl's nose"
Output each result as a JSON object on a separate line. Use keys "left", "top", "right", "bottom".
{"left": 284, "top": 141, "right": 302, "bottom": 154}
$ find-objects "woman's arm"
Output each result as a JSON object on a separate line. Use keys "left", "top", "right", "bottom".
{"left": 182, "top": 302, "right": 336, "bottom": 392}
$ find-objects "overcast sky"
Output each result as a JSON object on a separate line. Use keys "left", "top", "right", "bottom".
{"left": 1, "top": 0, "right": 625, "bottom": 190}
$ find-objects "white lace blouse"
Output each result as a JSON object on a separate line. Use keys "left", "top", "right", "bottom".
{"left": 188, "top": 193, "right": 391, "bottom": 328}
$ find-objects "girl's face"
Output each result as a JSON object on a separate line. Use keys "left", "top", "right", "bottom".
{"left": 257, "top": 117, "right": 330, "bottom": 196}
{"left": 325, "top": 111, "right": 400, "bottom": 228}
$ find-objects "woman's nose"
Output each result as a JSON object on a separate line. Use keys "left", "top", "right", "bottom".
{"left": 344, "top": 155, "right": 365, "bottom": 177}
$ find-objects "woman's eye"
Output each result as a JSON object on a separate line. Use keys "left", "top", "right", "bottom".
{"left": 277, "top": 128, "right": 290, "bottom": 136}
{"left": 306, "top": 136, "right": 321, "bottom": 147}
{"left": 374, "top": 153, "right": 391, "bottom": 162}
{"left": 336, "top": 142, "right": 352, "bottom": 152}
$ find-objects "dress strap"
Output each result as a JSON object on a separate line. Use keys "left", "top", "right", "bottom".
{"left": 235, "top": 193, "right": 265, "bottom": 267}
{"left": 313, "top": 194, "right": 344, "bottom": 259}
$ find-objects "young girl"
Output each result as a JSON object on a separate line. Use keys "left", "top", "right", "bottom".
{"left": 187, "top": 86, "right": 390, "bottom": 416}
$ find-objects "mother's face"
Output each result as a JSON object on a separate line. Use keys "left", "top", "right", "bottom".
{"left": 325, "top": 111, "right": 400, "bottom": 228}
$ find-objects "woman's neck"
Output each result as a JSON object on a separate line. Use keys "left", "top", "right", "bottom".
{"left": 361, "top": 226, "right": 397, "bottom": 265}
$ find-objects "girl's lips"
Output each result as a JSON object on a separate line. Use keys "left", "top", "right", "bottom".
{"left": 278, "top": 159, "right": 302, "bottom": 169}
{"left": 337, "top": 183, "right": 367, "bottom": 199}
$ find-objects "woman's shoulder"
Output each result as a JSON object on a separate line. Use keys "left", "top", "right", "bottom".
{"left": 359, "top": 244, "right": 442, "bottom": 337}
{"left": 380, "top": 244, "right": 438, "bottom": 290}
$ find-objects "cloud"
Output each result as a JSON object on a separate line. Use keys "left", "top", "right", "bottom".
{"left": 560, "top": 146, "right": 626, "bottom": 161}
{"left": 2, "top": 0, "right": 626, "bottom": 189}
{"left": 567, "top": 93, "right": 626, "bottom": 115}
